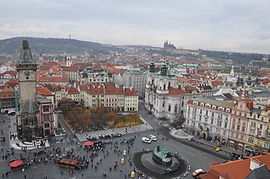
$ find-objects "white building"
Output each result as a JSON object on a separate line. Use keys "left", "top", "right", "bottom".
{"left": 114, "top": 69, "right": 147, "bottom": 97}
{"left": 79, "top": 69, "right": 113, "bottom": 83}
{"left": 145, "top": 63, "right": 186, "bottom": 121}
{"left": 185, "top": 97, "right": 234, "bottom": 144}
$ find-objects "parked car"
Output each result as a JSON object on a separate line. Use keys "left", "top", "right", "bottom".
{"left": 142, "top": 137, "right": 152, "bottom": 144}
{"left": 215, "top": 147, "right": 222, "bottom": 152}
{"left": 192, "top": 169, "right": 206, "bottom": 178}
{"left": 149, "top": 135, "right": 157, "bottom": 141}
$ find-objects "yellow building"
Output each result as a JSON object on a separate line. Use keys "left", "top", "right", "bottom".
{"left": 246, "top": 104, "right": 270, "bottom": 153}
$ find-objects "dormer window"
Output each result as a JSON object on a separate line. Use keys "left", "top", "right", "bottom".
{"left": 218, "top": 107, "right": 224, "bottom": 111}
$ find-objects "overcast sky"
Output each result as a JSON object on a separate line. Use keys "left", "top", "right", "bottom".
{"left": 0, "top": 0, "right": 269, "bottom": 53}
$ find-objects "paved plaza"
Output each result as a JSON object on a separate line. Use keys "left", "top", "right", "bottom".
{"left": 0, "top": 103, "right": 230, "bottom": 179}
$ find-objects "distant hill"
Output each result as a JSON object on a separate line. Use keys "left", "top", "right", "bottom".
{"left": 200, "top": 49, "right": 269, "bottom": 65}
{"left": 0, "top": 37, "right": 123, "bottom": 54}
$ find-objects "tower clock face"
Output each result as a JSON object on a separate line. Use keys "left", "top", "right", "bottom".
{"left": 24, "top": 71, "right": 30, "bottom": 76}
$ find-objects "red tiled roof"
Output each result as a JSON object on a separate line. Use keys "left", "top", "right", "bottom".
{"left": 62, "top": 65, "right": 79, "bottom": 72}
{"left": 82, "top": 83, "right": 137, "bottom": 96}
{"left": 176, "top": 77, "right": 188, "bottom": 82}
{"left": 37, "top": 87, "right": 53, "bottom": 96}
{"left": 262, "top": 78, "right": 270, "bottom": 85}
{"left": 211, "top": 80, "right": 224, "bottom": 87}
{"left": 168, "top": 87, "right": 186, "bottom": 96}
{"left": 3, "top": 70, "right": 17, "bottom": 76}
{"left": 0, "top": 91, "right": 14, "bottom": 99}
{"left": 188, "top": 79, "right": 202, "bottom": 84}
{"left": 185, "top": 86, "right": 199, "bottom": 93}
{"left": 125, "top": 88, "right": 137, "bottom": 96}
{"left": 67, "top": 87, "right": 80, "bottom": 95}
{"left": 200, "top": 153, "right": 270, "bottom": 179}
{"left": 6, "top": 79, "right": 19, "bottom": 88}
{"left": 104, "top": 66, "right": 125, "bottom": 74}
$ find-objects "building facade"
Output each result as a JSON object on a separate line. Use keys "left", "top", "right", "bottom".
{"left": 245, "top": 104, "right": 270, "bottom": 152}
{"left": 145, "top": 63, "right": 186, "bottom": 121}
{"left": 37, "top": 96, "right": 55, "bottom": 137}
{"left": 80, "top": 83, "right": 138, "bottom": 112}
{"left": 185, "top": 98, "right": 233, "bottom": 144}
{"left": 228, "top": 99, "right": 253, "bottom": 151}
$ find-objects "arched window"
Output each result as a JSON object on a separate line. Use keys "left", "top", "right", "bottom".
{"left": 168, "top": 105, "right": 171, "bottom": 112}
{"left": 163, "top": 84, "right": 166, "bottom": 90}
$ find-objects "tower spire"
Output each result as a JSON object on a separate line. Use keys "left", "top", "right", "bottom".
{"left": 17, "top": 40, "right": 36, "bottom": 65}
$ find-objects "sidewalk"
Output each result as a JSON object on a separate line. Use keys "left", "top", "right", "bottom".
{"left": 169, "top": 128, "right": 245, "bottom": 156}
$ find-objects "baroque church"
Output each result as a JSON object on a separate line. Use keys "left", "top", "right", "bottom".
{"left": 145, "top": 62, "right": 186, "bottom": 122}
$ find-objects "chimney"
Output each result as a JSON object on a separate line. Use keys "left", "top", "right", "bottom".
{"left": 250, "top": 158, "right": 261, "bottom": 171}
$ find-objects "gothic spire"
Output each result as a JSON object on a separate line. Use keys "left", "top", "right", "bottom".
{"left": 17, "top": 40, "right": 36, "bottom": 65}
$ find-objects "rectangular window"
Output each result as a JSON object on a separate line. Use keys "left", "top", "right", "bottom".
{"left": 43, "top": 106, "right": 49, "bottom": 112}
{"left": 44, "top": 123, "right": 50, "bottom": 128}
{"left": 43, "top": 114, "right": 50, "bottom": 121}
{"left": 248, "top": 137, "right": 254, "bottom": 143}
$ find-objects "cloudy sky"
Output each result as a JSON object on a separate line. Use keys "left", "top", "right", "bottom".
{"left": 0, "top": 0, "right": 269, "bottom": 53}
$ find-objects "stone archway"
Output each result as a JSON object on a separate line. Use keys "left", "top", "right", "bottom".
{"left": 199, "top": 131, "right": 208, "bottom": 139}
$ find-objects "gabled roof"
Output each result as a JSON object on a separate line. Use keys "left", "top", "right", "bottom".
{"left": 168, "top": 87, "right": 186, "bottom": 96}
{"left": 3, "top": 70, "right": 17, "bottom": 76}
{"left": 37, "top": 87, "right": 53, "bottom": 96}
{"left": 211, "top": 80, "right": 224, "bottom": 87}
{"left": 67, "top": 87, "right": 80, "bottom": 95}
{"left": 201, "top": 153, "right": 270, "bottom": 179}
{"left": 6, "top": 79, "right": 19, "bottom": 88}
{"left": 185, "top": 86, "right": 199, "bottom": 93}
{"left": 104, "top": 66, "right": 125, "bottom": 74}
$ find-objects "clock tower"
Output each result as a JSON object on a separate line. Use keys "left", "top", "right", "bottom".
{"left": 16, "top": 40, "right": 37, "bottom": 107}
{"left": 16, "top": 40, "right": 40, "bottom": 141}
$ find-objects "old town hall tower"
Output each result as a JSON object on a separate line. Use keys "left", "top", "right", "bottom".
{"left": 16, "top": 40, "right": 41, "bottom": 141}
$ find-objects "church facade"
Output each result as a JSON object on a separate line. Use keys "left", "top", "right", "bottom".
{"left": 145, "top": 63, "right": 186, "bottom": 122}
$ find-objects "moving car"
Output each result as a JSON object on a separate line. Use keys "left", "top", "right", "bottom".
{"left": 142, "top": 137, "right": 152, "bottom": 144}
{"left": 215, "top": 147, "right": 222, "bottom": 152}
{"left": 149, "top": 135, "right": 157, "bottom": 141}
{"left": 192, "top": 169, "right": 206, "bottom": 178}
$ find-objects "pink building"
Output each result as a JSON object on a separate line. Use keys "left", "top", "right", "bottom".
{"left": 37, "top": 96, "right": 55, "bottom": 137}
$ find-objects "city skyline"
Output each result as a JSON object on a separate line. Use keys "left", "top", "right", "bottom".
{"left": 0, "top": 0, "right": 269, "bottom": 54}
